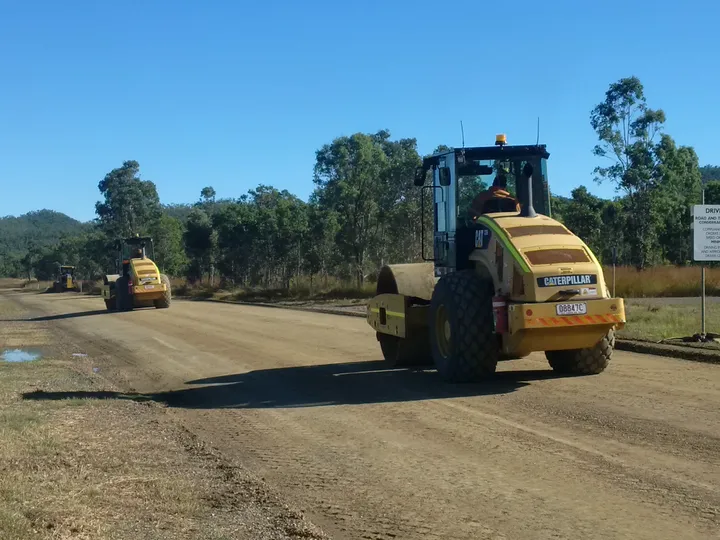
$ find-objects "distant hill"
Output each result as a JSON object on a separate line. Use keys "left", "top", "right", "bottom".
{"left": 0, "top": 210, "right": 90, "bottom": 276}
{"left": 0, "top": 210, "right": 88, "bottom": 248}
{"left": 0, "top": 205, "right": 203, "bottom": 277}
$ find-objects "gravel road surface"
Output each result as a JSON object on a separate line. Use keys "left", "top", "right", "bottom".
{"left": 7, "top": 291, "right": 720, "bottom": 540}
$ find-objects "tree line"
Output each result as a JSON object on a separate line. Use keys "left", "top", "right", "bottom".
{"left": 4, "top": 76, "right": 720, "bottom": 288}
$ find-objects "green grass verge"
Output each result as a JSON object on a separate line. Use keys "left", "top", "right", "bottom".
{"left": 619, "top": 300, "right": 720, "bottom": 342}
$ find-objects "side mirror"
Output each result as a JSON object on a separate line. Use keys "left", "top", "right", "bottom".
{"left": 439, "top": 167, "right": 451, "bottom": 186}
{"left": 414, "top": 166, "right": 426, "bottom": 186}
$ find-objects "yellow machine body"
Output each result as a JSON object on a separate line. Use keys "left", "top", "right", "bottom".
{"left": 367, "top": 138, "right": 626, "bottom": 381}
{"left": 102, "top": 255, "right": 170, "bottom": 311}
{"left": 367, "top": 213, "right": 625, "bottom": 358}
{"left": 54, "top": 265, "right": 78, "bottom": 292}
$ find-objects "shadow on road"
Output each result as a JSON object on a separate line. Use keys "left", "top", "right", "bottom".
{"left": 26, "top": 309, "right": 111, "bottom": 322}
{"left": 44, "top": 294, "right": 99, "bottom": 301}
{"left": 22, "top": 360, "right": 568, "bottom": 409}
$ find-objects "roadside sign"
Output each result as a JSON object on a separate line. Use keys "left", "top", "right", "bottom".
{"left": 693, "top": 205, "right": 720, "bottom": 261}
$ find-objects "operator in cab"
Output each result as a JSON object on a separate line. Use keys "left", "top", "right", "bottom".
{"left": 469, "top": 168, "right": 520, "bottom": 218}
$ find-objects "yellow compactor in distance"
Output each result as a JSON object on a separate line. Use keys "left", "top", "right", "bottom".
{"left": 53, "top": 265, "right": 78, "bottom": 292}
{"left": 101, "top": 235, "right": 171, "bottom": 312}
{"left": 367, "top": 135, "right": 626, "bottom": 382}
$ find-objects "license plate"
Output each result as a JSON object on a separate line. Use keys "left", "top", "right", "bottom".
{"left": 556, "top": 302, "right": 587, "bottom": 316}
{"left": 144, "top": 285, "right": 155, "bottom": 290}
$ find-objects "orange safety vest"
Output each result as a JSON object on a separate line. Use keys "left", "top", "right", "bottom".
{"left": 470, "top": 187, "right": 520, "bottom": 217}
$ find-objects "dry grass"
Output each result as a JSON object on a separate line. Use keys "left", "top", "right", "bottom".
{"left": 606, "top": 265, "right": 720, "bottom": 298}
{"left": 9, "top": 264, "right": 716, "bottom": 301}
{"left": 0, "top": 278, "right": 27, "bottom": 289}
{"left": 169, "top": 266, "right": 719, "bottom": 302}
{"left": 0, "top": 303, "right": 209, "bottom": 539}
{"left": 0, "top": 396, "right": 225, "bottom": 539}
{"left": 173, "top": 275, "right": 376, "bottom": 303}
{"left": 4, "top": 262, "right": 719, "bottom": 300}
{"left": 78, "top": 279, "right": 102, "bottom": 295}
{"left": 0, "top": 293, "right": 326, "bottom": 540}
{"left": 14, "top": 279, "right": 101, "bottom": 295}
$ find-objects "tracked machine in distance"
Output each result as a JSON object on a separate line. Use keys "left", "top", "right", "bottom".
{"left": 367, "top": 135, "right": 626, "bottom": 382}
{"left": 101, "top": 235, "right": 171, "bottom": 312}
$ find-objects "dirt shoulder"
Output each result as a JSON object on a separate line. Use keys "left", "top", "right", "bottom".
{"left": 0, "top": 291, "right": 328, "bottom": 540}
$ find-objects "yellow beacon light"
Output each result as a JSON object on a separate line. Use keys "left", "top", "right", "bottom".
{"left": 495, "top": 134, "right": 507, "bottom": 146}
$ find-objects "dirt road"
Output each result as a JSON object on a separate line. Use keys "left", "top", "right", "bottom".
{"left": 6, "top": 291, "right": 720, "bottom": 540}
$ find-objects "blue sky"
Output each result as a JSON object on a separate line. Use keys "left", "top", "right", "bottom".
{"left": 1, "top": 0, "right": 718, "bottom": 222}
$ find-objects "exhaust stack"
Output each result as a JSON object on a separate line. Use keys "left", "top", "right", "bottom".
{"left": 520, "top": 162, "right": 537, "bottom": 218}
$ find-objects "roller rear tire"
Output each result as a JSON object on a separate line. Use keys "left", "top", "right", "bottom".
{"left": 154, "top": 274, "right": 172, "bottom": 309}
{"left": 545, "top": 329, "right": 614, "bottom": 375}
{"left": 429, "top": 270, "right": 498, "bottom": 382}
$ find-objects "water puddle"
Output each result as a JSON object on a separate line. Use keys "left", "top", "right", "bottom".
{"left": 1, "top": 349, "right": 42, "bottom": 363}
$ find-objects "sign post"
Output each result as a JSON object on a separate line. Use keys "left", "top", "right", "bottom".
{"left": 611, "top": 246, "right": 617, "bottom": 298}
{"left": 692, "top": 199, "right": 720, "bottom": 339}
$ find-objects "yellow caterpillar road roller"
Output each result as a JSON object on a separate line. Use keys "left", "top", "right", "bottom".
{"left": 53, "top": 265, "right": 78, "bottom": 292}
{"left": 367, "top": 135, "right": 626, "bottom": 382}
{"left": 101, "top": 235, "right": 171, "bottom": 312}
